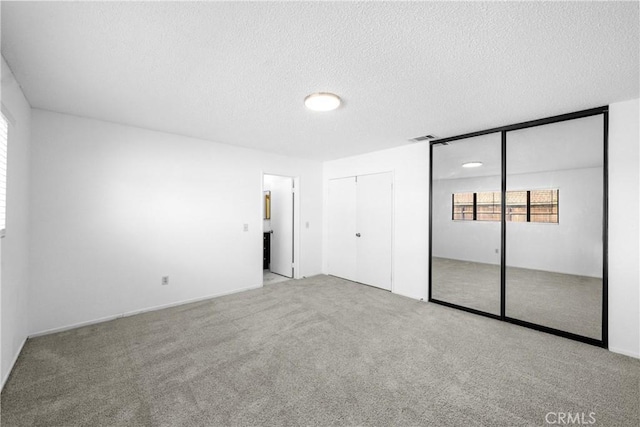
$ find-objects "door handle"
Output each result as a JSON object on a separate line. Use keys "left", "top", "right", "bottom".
{"left": 355, "top": 233, "right": 361, "bottom": 237}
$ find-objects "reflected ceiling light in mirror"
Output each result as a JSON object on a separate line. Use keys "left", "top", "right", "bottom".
{"left": 304, "top": 92, "right": 341, "bottom": 111}
{"left": 462, "top": 161, "right": 483, "bottom": 168}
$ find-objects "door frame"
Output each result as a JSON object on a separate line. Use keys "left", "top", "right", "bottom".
{"left": 262, "top": 172, "right": 301, "bottom": 281}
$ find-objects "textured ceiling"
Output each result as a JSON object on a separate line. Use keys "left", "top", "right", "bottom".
{"left": 1, "top": 1, "right": 638, "bottom": 160}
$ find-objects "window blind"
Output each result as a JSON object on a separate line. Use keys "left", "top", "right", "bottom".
{"left": 0, "top": 114, "right": 7, "bottom": 233}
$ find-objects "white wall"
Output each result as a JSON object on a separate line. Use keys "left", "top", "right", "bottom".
{"left": 323, "top": 143, "right": 430, "bottom": 300}
{"left": 608, "top": 98, "right": 640, "bottom": 358}
{"left": 433, "top": 167, "right": 604, "bottom": 277}
{"left": 28, "top": 110, "right": 323, "bottom": 335}
{"left": 1, "top": 57, "right": 31, "bottom": 388}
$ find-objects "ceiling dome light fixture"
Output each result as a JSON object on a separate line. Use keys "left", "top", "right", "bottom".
{"left": 304, "top": 92, "right": 341, "bottom": 112}
{"left": 462, "top": 161, "right": 483, "bottom": 168}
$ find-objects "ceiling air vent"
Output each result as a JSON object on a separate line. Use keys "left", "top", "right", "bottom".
{"left": 409, "top": 134, "right": 437, "bottom": 143}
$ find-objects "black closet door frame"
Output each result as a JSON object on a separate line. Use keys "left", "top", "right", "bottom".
{"left": 428, "top": 106, "right": 609, "bottom": 348}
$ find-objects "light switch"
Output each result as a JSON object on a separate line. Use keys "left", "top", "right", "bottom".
{"left": 305, "top": 221, "right": 309, "bottom": 229}
{"left": 243, "top": 223, "right": 249, "bottom": 232}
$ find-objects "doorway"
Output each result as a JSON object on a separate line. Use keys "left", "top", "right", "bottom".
{"left": 263, "top": 174, "right": 295, "bottom": 285}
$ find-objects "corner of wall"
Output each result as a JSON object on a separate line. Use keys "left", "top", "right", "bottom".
{"left": 1, "top": 56, "right": 33, "bottom": 389}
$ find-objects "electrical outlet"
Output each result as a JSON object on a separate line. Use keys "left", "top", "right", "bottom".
{"left": 162, "top": 276, "right": 169, "bottom": 286}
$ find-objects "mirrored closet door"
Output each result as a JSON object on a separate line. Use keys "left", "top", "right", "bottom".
{"left": 429, "top": 107, "right": 607, "bottom": 347}
{"left": 505, "top": 114, "right": 605, "bottom": 341}
{"left": 431, "top": 132, "right": 502, "bottom": 316}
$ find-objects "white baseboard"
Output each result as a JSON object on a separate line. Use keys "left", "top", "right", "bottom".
{"left": 29, "top": 284, "right": 263, "bottom": 339}
{"left": 1, "top": 337, "right": 27, "bottom": 392}
{"left": 608, "top": 346, "right": 640, "bottom": 359}
{"left": 392, "top": 289, "right": 425, "bottom": 301}
{"left": 121, "top": 284, "right": 262, "bottom": 318}
{"left": 29, "top": 313, "right": 123, "bottom": 338}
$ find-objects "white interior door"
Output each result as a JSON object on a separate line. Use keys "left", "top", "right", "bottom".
{"left": 356, "top": 172, "right": 393, "bottom": 290}
{"left": 269, "top": 176, "right": 293, "bottom": 278}
{"left": 328, "top": 177, "right": 357, "bottom": 282}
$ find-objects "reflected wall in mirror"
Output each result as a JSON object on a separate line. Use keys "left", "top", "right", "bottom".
{"left": 264, "top": 191, "right": 271, "bottom": 219}
{"left": 431, "top": 133, "right": 502, "bottom": 315}
{"left": 505, "top": 114, "right": 604, "bottom": 340}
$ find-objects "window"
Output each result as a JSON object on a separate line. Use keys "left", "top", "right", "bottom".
{"left": 452, "top": 189, "right": 559, "bottom": 223}
{"left": 452, "top": 192, "right": 474, "bottom": 220}
{"left": 530, "top": 189, "right": 559, "bottom": 223}
{"left": 506, "top": 191, "right": 527, "bottom": 222}
{"left": 0, "top": 114, "right": 7, "bottom": 234}
{"left": 476, "top": 191, "right": 501, "bottom": 221}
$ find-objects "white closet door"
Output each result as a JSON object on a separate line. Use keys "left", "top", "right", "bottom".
{"left": 356, "top": 172, "right": 393, "bottom": 290}
{"left": 270, "top": 176, "right": 294, "bottom": 278}
{"left": 328, "top": 177, "right": 357, "bottom": 282}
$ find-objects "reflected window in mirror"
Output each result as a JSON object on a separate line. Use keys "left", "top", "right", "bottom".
{"left": 452, "top": 192, "right": 474, "bottom": 220}
{"left": 506, "top": 191, "right": 527, "bottom": 222}
{"left": 530, "top": 189, "right": 559, "bottom": 223}
{"left": 452, "top": 189, "right": 559, "bottom": 223}
{"left": 477, "top": 191, "right": 501, "bottom": 221}
{"left": 507, "top": 189, "right": 559, "bottom": 224}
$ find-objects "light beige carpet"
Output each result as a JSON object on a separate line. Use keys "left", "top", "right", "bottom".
{"left": 263, "top": 270, "right": 292, "bottom": 285}
{"left": 2, "top": 275, "right": 637, "bottom": 426}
